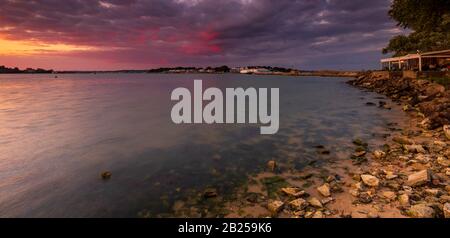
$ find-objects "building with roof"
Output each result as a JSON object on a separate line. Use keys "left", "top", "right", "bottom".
{"left": 381, "top": 49, "right": 450, "bottom": 72}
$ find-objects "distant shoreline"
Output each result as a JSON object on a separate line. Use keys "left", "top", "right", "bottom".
{"left": 0, "top": 70, "right": 361, "bottom": 78}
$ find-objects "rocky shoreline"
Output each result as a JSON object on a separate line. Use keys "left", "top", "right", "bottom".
{"left": 177, "top": 72, "right": 449, "bottom": 218}
{"left": 165, "top": 72, "right": 450, "bottom": 218}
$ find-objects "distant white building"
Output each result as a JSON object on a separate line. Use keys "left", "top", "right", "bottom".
{"left": 240, "top": 67, "right": 272, "bottom": 74}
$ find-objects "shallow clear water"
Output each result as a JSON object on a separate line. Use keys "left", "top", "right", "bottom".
{"left": 0, "top": 73, "right": 406, "bottom": 217}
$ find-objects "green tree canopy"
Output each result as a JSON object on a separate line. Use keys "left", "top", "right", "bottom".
{"left": 383, "top": 0, "right": 450, "bottom": 56}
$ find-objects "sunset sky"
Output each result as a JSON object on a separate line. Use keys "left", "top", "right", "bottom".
{"left": 0, "top": 0, "right": 403, "bottom": 71}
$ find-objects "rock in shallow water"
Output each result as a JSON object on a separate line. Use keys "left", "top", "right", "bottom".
{"left": 267, "top": 160, "right": 277, "bottom": 172}
{"left": 101, "top": 171, "right": 112, "bottom": 180}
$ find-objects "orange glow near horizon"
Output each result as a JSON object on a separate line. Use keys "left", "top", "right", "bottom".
{"left": 0, "top": 36, "right": 99, "bottom": 56}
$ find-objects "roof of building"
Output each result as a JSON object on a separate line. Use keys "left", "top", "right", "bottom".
{"left": 381, "top": 49, "right": 450, "bottom": 63}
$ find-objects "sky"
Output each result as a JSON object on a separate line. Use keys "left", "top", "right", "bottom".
{"left": 0, "top": 0, "right": 404, "bottom": 71}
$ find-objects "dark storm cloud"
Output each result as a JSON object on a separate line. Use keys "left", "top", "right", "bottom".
{"left": 0, "top": 0, "right": 401, "bottom": 70}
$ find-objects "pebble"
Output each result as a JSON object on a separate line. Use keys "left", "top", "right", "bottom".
{"left": 444, "top": 203, "right": 450, "bottom": 218}
{"left": 288, "top": 198, "right": 307, "bottom": 211}
{"left": 268, "top": 200, "right": 284, "bottom": 214}
{"left": 407, "top": 204, "right": 435, "bottom": 218}
{"left": 381, "top": 191, "right": 396, "bottom": 201}
{"left": 267, "top": 160, "right": 277, "bottom": 172}
{"left": 403, "top": 144, "right": 426, "bottom": 153}
{"left": 373, "top": 150, "right": 386, "bottom": 159}
{"left": 398, "top": 194, "right": 410, "bottom": 206}
{"left": 281, "top": 187, "right": 306, "bottom": 197}
{"left": 312, "top": 211, "right": 324, "bottom": 218}
{"left": 406, "top": 170, "right": 430, "bottom": 187}
{"left": 358, "top": 192, "right": 373, "bottom": 204}
{"left": 317, "top": 183, "right": 331, "bottom": 197}
{"left": 101, "top": 171, "right": 112, "bottom": 180}
{"left": 361, "top": 174, "right": 380, "bottom": 187}
{"left": 308, "top": 197, "right": 323, "bottom": 208}
{"left": 444, "top": 125, "right": 450, "bottom": 140}
{"left": 393, "top": 136, "right": 414, "bottom": 145}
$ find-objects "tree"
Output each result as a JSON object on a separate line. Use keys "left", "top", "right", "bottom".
{"left": 383, "top": 0, "right": 450, "bottom": 56}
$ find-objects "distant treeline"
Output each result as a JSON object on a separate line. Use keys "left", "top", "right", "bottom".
{"left": 0, "top": 65, "right": 296, "bottom": 74}
{"left": 0, "top": 65, "right": 54, "bottom": 74}
{"left": 148, "top": 65, "right": 231, "bottom": 73}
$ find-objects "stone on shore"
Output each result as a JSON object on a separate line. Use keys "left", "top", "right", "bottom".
{"left": 281, "top": 187, "right": 305, "bottom": 197}
{"left": 398, "top": 194, "right": 409, "bottom": 206}
{"left": 444, "top": 203, "right": 450, "bottom": 218}
{"left": 406, "top": 170, "right": 430, "bottom": 187}
{"left": 424, "top": 84, "right": 445, "bottom": 98}
{"left": 312, "top": 211, "right": 324, "bottom": 218}
{"left": 308, "top": 197, "right": 323, "bottom": 208}
{"left": 358, "top": 192, "right": 373, "bottom": 204}
{"left": 317, "top": 183, "right": 331, "bottom": 197}
{"left": 385, "top": 171, "right": 398, "bottom": 180}
{"left": 403, "top": 144, "right": 426, "bottom": 153}
{"left": 437, "top": 157, "right": 450, "bottom": 167}
{"left": 407, "top": 204, "right": 435, "bottom": 218}
{"left": 373, "top": 150, "right": 386, "bottom": 160}
{"left": 268, "top": 200, "right": 284, "bottom": 214}
{"left": 393, "top": 136, "right": 413, "bottom": 145}
{"left": 361, "top": 175, "right": 379, "bottom": 187}
{"left": 380, "top": 191, "right": 396, "bottom": 201}
{"left": 289, "top": 198, "right": 307, "bottom": 211}
{"left": 443, "top": 125, "right": 450, "bottom": 140}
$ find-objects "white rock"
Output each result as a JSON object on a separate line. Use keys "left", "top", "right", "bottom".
{"left": 361, "top": 174, "right": 380, "bottom": 187}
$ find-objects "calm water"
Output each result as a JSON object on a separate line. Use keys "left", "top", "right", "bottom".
{"left": 0, "top": 73, "right": 406, "bottom": 217}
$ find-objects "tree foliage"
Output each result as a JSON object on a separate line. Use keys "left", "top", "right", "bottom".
{"left": 383, "top": 0, "right": 450, "bottom": 56}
